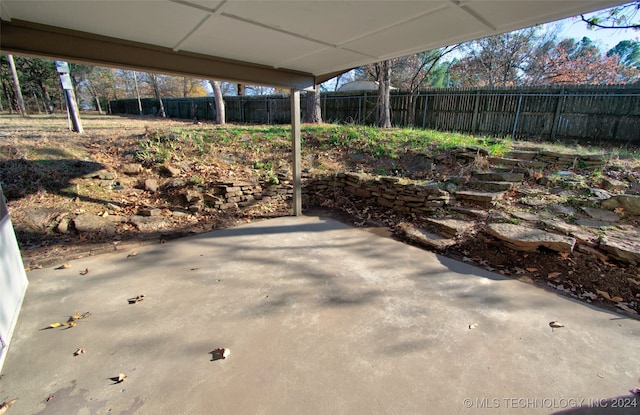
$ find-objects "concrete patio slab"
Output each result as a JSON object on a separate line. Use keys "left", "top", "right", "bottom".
{"left": 1, "top": 214, "right": 638, "bottom": 415}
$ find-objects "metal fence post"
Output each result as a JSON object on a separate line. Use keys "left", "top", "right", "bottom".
{"left": 512, "top": 93, "right": 523, "bottom": 138}
{"left": 550, "top": 88, "right": 565, "bottom": 140}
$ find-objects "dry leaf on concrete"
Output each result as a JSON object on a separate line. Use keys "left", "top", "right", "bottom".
{"left": 549, "top": 321, "right": 565, "bottom": 328}
{"left": 127, "top": 252, "right": 138, "bottom": 258}
{"left": 0, "top": 399, "right": 18, "bottom": 415}
{"left": 128, "top": 295, "right": 145, "bottom": 304}
{"left": 110, "top": 373, "right": 127, "bottom": 383}
{"left": 73, "top": 348, "right": 85, "bottom": 356}
{"left": 55, "top": 263, "right": 71, "bottom": 270}
{"left": 210, "top": 348, "right": 231, "bottom": 361}
{"left": 468, "top": 323, "right": 479, "bottom": 330}
{"left": 79, "top": 268, "right": 89, "bottom": 276}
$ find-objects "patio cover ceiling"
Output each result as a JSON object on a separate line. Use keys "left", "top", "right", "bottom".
{"left": 0, "top": 0, "right": 627, "bottom": 90}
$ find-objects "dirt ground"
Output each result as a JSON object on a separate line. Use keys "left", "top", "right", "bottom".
{"left": 1, "top": 113, "right": 638, "bottom": 316}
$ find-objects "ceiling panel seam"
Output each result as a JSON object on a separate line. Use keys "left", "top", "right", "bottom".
{"left": 172, "top": 14, "right": 212, "bottom": 51}
{"left": 449, "top": 0, "right": 497, "bottom": 31}
{"left": 218, "top": 11, "right": 337, "bottom": 48}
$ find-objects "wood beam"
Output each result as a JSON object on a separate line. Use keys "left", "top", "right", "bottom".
{"left": 0, "top": 19, "right": 315, "bottom": 90}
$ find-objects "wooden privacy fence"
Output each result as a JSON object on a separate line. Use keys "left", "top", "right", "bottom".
{"left": 109, "top": 85, "right": 640, "bottom": 142}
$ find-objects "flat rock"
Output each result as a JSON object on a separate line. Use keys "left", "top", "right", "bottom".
{"left": 160, "top": 165, "right": 182, "bottom": 177}
{"left": 510, "top": 211, "right": 540, "bottom": 222}
{"left": 576, "top": 218, "right": 610, "bottom": 228}
{"left": 145, "top": 178, "right": 159, "bottom": 192}
{"left": 24, "top": 208, "right": 62, "bottom": 230}
{"left": 455, "top": 190, "right": 505, "bottom": 203}
{"left": 486, "top": 223, "right": 576, "bottom": 252}
{"left": 540, "top": 218, "right": 597, "bottom": 245}
{"left": 73, "top": 213, "right": 116, "bottom": 236}
{"left": 473, "top": 172, "right": 524, "bottom": 182}
{"left": 581, "top": 207, "right": 620, "bottom": 222}
{"left": 547, "top": 204, "right": 577, "bottom": 216}
{"left": 588, "top": 188, "right": 611, "bottom": 200}
{"left": 450, "top": 206, "right": 488, "bottom": 219}
{"left": 601, "top": 195, "right": 640, "bottom": 216}
{"left": 122, "top": 163, "right": 142, "bottom": 175}
{"left": 599, "top": 226, "right": 640, "bottom": 263}
{"left": 129, "top": 215, "right": 171, "bottom": 233}
{"left": 599, "top": 177, "right": 626, "bottom": 192}
{"left": 425, "top": 218, "right": 474, "bottom": 238}
{"left": 398, "top": 223, "right": 457, "bottom": 250}
{"left": 466, "top": 180, "right": 513, "bottom": 191}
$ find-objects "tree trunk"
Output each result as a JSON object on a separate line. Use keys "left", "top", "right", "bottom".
{"left": 149, "top": 73, "right": 166, "bottom": 117}
{"left": 38, "top": 81, "right": 54, "bottom": 113}
{"left": 376, "top": 60, "right": 392, "bottom": 128}
{"left": 237, "top": 83, "right": 245, "bottom": 96}
{"left": 183, "top": 77, "right": 189, "bottom": 98}
{"left": 3, "top": 81, "right": 14, "bottom": 114}
{"left": 7, "top": 54, "right": 26, "bottom": 116}
{"left": 133, "top": 72, "right": 143, "bottom": 115}
{"left": 304, "top": 86, "right": 322, "bottom": 123}
{"left": 209, "top": 80, "right": 226, "bottom": 125}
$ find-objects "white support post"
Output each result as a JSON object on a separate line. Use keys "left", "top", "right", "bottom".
{"left": 290, "top": 89, "right": 302, "bottom": 216}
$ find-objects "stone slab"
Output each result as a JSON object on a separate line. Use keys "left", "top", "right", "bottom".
{"left": 599, "top": 226, "right": 640, "bottom": 264}
{"left": 486, "top": 222, "right": 576, "bottom": 252}
{"left": 581, "top": 207, "right": 620, "bottom": 222}
{"left": 472, "top": 172, "right": 524, "bottom": 182}
{"left": 601, "top": 195, "right": 640, "bottom": 216}
{"left": 129, "top": 215, "right": 171, "bottom": 233}
{"left": 398, "top": 223, "right": 457, "bottom": 250}
{"left": 454, "top": 190, "right": 505, "bottom": 203}
{"left": 73, "top": 213, "right": 116, "bottom": 236}
{"left": 425, "top": 218, "right": 475, "bottom": 238}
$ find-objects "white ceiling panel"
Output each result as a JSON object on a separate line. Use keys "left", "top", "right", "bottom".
{"left": 0, "top": 0, "right": 628, "bottom": 88}
{"left": 340, "top": 5, "right": 486, "bottom": 59}
{"left": 178, "top": 14, "right": 327, "bottom": 68}
{"left": 220, "top": 1, "right": 450, "bottom": 46}
{"left": 1, "top": 0, "right": 207, "bottom": 50}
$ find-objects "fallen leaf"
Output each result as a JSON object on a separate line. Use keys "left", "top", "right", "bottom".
{"left": 117, "top": 373, "right": 127, "bottom": 383}
{"left": 558, "top": 252, "right": 570, "bottom": 259}
{"left": 0, "top": 398, "right": 18, "bottom": 415}
{"left": 48, "top": 322, "right": 65, "bottom": 328}
{"left": 547, "top": 272, "right": 562, "bottom": 279}
{"left": 74, "top": 348, "right": 85, "bottom": 356}
{"left": 128, "top": 294, "right": 145, "bottom": 304}
{"left": 628, "top": 278, "right": 640, "bottom": 286}
{"left": 468, "top": 323, "right": 479, "bottom": 330}
{"left": 596, "top": 289, "right": 612, "bottom": 301}
{"left": 55, "top": 263, "right": 71, "bottom": 270}
{"left": 190, "top": 267, "right": 199, "bottom": 271}
{"left": 549, "top": 321, "right": 565, "bottom": 328}
{"left": 210, "top": 348, "right": 230, "bottom": 361}
{"left": 526, "top": 267, "right": 538, "bottom": 272}
{"left": 68, "top": 321, "right": 77, "bottom": 328}
{"left": 46, "top": 395, "right": 54, "bottom": 402}
{"left": 127, "top": 252, "right": 138, "bottom": 258}
{"left": 79, "top": 268, "right": 89, "bottom": 276}
{"left": 611, "top": 296, "right": 624, "bottom": 302}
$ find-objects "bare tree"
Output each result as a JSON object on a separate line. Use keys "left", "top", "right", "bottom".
{"left": 375, "top": 60, "right": 392, "bottom": 128}
{"left": 7, "top": 54, "right": 26, "bottom": 116}
{"left": 304, "top": 85, "right": 322, "bottom": 123}
{"left": 148, "top": 73, "right": 166, "bottom": 117}
{"left": 209, "top": 80, "right": 226, "bottom": 125}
